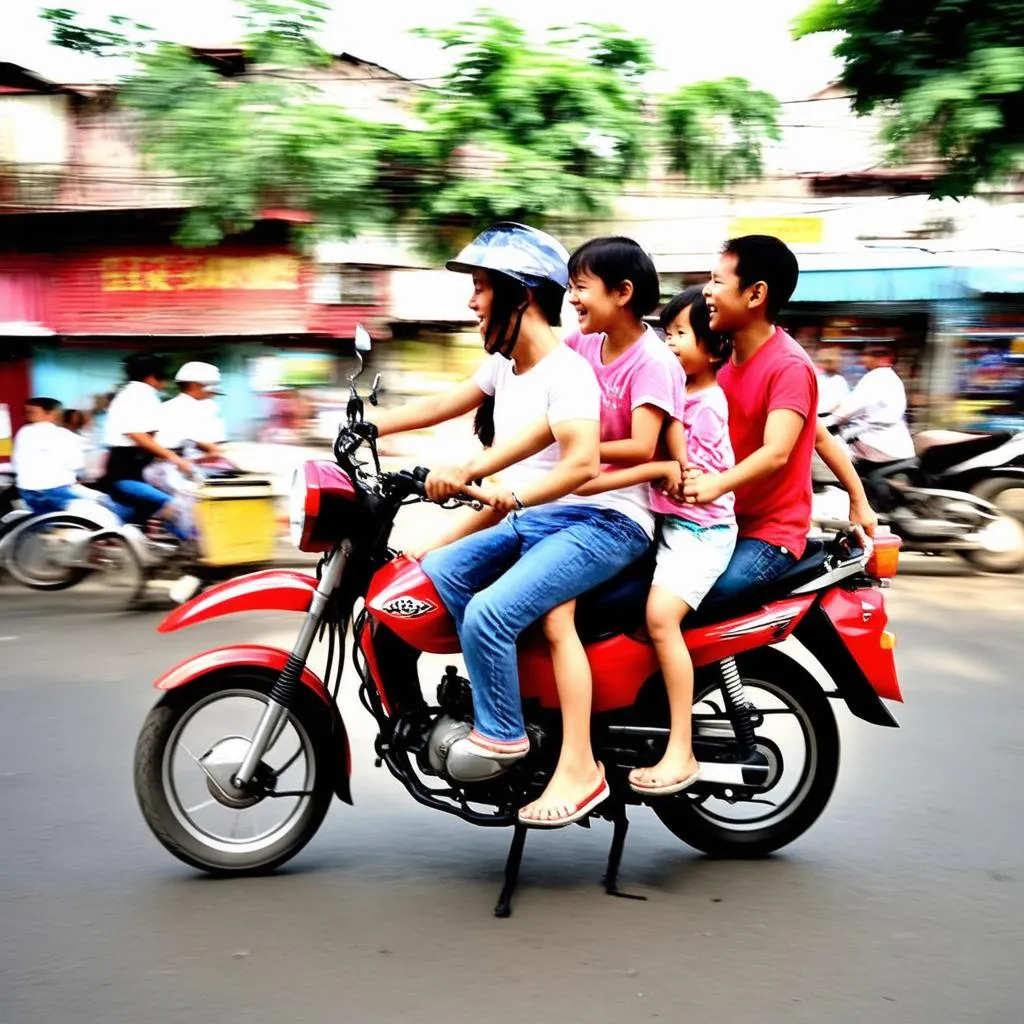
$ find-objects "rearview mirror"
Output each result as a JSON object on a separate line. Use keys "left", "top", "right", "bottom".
{"left": 354, "top": 324, "right": 372, "bottom": 353}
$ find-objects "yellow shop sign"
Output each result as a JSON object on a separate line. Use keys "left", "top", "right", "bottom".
{"left": 726, "top": 217, "right": 824, "bottom": 245}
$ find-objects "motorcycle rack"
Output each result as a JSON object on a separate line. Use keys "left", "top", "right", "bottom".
{"left": 494, "top": 797, "right": 646, "bottom": 919}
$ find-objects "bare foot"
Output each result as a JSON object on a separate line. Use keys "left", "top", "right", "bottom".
{"left": 518, "top": 761, "right": 607, "bottom": 827}
{"left": 629, "top": 754, "right": 701, "bottom": 794}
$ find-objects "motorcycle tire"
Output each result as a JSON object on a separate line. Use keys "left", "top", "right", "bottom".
{"left": 3, "top": 514, "right": 99, "bottom": 591}
{"left": 134, "top": 669, "right": 335, "bottom": 875}
{"left": 961, "top": 478, "right": 1024, "bottom": 574}
{"left": 653, "top": 658, "right": 840, "bottom": 859}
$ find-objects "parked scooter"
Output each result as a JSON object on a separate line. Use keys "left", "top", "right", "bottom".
{"left": 814, "top": 421, "right": 1024, "bottom": 572}
{"left": 133, "top": 332, "right": 904, "bottom": 917}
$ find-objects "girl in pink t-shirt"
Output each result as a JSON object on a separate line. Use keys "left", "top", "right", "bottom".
{"left": 627, "top": 287, "right": 737, "bottom": 796}
{"left": 518, "top": 237, "right": 681, "bottom": 828}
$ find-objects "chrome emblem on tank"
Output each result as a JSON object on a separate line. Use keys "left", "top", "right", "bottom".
{"left": 381, "top": 596, "right": 437, "bottom": 618}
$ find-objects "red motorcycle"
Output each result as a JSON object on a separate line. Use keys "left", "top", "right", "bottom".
{"left": 134, "top": 369, "right": 904, "bottom": 917}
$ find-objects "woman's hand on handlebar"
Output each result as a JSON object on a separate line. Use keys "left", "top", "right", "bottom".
{"left": 424, "top": 464, "right": 470, "bottom": 502}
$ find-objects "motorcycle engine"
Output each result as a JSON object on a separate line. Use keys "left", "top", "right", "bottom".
{"left": 425, "top": 666, "right": 474, "bottom": 773}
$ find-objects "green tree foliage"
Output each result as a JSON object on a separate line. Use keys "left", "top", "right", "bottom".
{"left": 793, "top": 0, "right": 1024, "bottom": 196}
{"left": 43, "top": 1, "right": 389, "bottom": 245}
{"left": 42, "top": 3, "right": 783, "bottom": 249}
{"left": 660, "top": 77, "right": 782, "bottom": 189}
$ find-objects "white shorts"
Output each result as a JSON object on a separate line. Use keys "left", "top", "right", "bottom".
{"left": 651, "top": 516, "right": 738, "bottom": 610}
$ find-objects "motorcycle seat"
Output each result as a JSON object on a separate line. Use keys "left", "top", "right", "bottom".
{"left": 574, "top": 538, "right": 832, "bottom": 643}
{"left": 917, "top": 432, "right": 1012, "bottom": 476}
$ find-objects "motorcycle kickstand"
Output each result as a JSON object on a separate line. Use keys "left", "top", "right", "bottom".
{"left": 603, "top": 801, "right": 646, "bottom": 902}
{"left": 494, "top": 823, "right": 528, "bottom": 919}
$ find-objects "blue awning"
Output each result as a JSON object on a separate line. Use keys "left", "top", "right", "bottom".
{"left": 791, "top": 264, "right": 1024, "bottom": 304}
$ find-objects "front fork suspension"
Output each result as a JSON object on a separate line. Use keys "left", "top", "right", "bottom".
{"left": 231, "top": 541, "right": 352, "bottom": 788}
{"left": 719, "top": 656, "right": 757, "bottom": 759}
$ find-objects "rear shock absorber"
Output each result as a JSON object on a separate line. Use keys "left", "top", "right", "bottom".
{"left": 719, "top": 656, "right": 757, "bottom": 758}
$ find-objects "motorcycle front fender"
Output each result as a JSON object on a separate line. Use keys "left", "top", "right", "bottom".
{"left": 154, "top": 643, "right": 351, "bottom": 804}
{"left": 158, "top": 568, "right": 318, "bottom": 633}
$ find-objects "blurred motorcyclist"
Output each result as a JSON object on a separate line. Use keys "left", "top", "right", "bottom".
{"left": 831, "top": 344, "right": 915, "bottom": 464}
{"left": 99, "top": 353, "right": 193, "bottom": 538}
{"left": 144, "top": 361, "right": 229, "bottom": 537}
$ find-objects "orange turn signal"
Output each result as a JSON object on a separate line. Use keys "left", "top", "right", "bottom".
{"left": 866, "top": 532, "right": 901, "bottom": 579}
{"left": 880, "top": 630, "right": 897, "bottom": 651}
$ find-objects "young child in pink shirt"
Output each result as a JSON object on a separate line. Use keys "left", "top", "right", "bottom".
{"left": 518, "top": 237, "right": 682, "bottom": 827}
{"left": 629, "top": 287, "right": 737, "bottom": 796}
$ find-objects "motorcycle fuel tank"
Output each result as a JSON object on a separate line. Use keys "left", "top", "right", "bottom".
{"left": 365, "top": 555, "right": 460, "bottom": 654}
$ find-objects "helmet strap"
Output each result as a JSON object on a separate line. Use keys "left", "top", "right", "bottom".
{"left": 485, "top": 298, "right": 529, "bottom": 360}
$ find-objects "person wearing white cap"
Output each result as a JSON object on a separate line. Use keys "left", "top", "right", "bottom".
{"left": 143, "top": 361, "right": 229, "bottom": 534}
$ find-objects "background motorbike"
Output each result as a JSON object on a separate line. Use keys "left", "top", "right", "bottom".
{"left": 813, "top": 420, "right": 1024, "bottom": 572}
{"left": 132, "top": 329, "right": 904, "bottom": 917}
{"left": 0, "top": 460, "right": 277, "bottom": 606}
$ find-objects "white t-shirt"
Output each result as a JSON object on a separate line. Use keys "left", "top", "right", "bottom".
{"left": 12, "top": 422, "right": 84, "bottom": 491}
{"left": 104, "top": 381, "right": 163, "bottom": 446}
{"left": 817, "top": 371, "right": 851, "bottom": 415}
{"left": 156, "top": 393, "right": 225, "bottom": 452}
{"left": 472, "top": 344, "right": 599, "bottom": 501}
{"left": 834, "top": 366, "right": 915, "bottom": 461}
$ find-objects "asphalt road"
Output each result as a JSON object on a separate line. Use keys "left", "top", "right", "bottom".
{"left": 1, "top": 554, "right": 1022, "bottom": 1024}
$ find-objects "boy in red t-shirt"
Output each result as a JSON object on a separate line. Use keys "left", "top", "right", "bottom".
{"left": 683, "top": 235, "right": 877, "bottom": 600}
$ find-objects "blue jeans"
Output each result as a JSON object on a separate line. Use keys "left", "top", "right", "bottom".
{"left": 19, "top": 485, "right": 81, "bottom": 516}
{"left": 109, "top": 479, "right": 190, "bottom": 541}
{"left": 422, "top": 504, "right": 650, "bottom": 743}
{"left": 705, "top": 538, "right": 797, "bottom": 603}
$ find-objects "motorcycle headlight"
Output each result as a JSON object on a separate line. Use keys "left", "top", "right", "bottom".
{"left": 289, "top": 461, "right": 359, "bottom": 552}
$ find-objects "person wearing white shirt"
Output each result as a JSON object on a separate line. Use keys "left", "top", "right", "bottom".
{"left": 100, "top": 353, "right": 194, "bottom": 535}
{"left": 144, "top": 362, "right": 228, "bottom": 528}
{"left": 11, "top": 397, "right": 85, "bottom": 514}
{"left": 832, "top": 344, "right": 916, "bottom": 463}
{"left": 815, "top": 346, "right": 851, "bottom": 415}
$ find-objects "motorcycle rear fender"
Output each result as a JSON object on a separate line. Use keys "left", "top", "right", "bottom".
{"left": 154, "top": 644, "right": 351, "bottom": 804}
{"left": 158, "top": 568, "right": 318, "bottom": 633}
{"left": 793, "top": 598, "right": 901, "bottom": 727}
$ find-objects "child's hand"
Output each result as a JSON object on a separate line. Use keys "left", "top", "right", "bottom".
{"left": 683, "top": 468, "right": 724, "bottom": 505}
{"left": 658, "top": 460, "right": 683, "bottom": 497}
{"left": 466, "top": 484, "right": 520, "bottom": 514}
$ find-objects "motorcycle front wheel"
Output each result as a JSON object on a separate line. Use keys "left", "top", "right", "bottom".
{"left": 653, "top": 659, "right": 839, "bottom": 858}
{"left": 134, "top": 669, "right": 335, "bottom": 874}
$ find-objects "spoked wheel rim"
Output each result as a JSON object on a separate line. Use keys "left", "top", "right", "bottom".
{"left": 87, "top": 536, "right": 146, "bottom": 600}
{"left": 689, "top": 677, "right": 818, "bottom": 832}
{"left": 161, "top": 688, "right": 318, "bottom": 856}
{"left": 8, "top": 518, "right": 93, "bottom": 586}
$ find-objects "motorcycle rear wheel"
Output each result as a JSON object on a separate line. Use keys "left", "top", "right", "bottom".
{"left": 962, "top": 478, "right": 1024, "bottom": 574}
{"left": 3, "top": 514, "right": 97, "bottom": 590}
{"left": 653, "top": 660, "right": 839, "bottom": 858}
{"left": 134, "top": 670, "right": 335, "bottom": 875}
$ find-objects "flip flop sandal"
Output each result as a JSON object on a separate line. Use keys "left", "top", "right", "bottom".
{"left": 518, "top": 767, "right": 611, "bottom": 829}
{"left": 628, "top": 765, "right": 703, "bottom": 797}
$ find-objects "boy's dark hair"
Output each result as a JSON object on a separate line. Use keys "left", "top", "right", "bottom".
{"left": 26, "top": 396, "right": 62, "bottom": 414}
{"left": 568, "top": 236, "right": 660, "bottom": 319}
{"left": 660, "top": 287, "right": 733, "bottom": 366}
{"left": 124, "top": 352, "right": 168, "bottom": 383}
{"left": 721, "top": 235, "right": 799, "bottom": 321}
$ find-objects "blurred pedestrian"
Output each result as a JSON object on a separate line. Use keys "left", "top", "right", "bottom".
{"left": 815, "top": 345, "right": 850, "bottom": 415}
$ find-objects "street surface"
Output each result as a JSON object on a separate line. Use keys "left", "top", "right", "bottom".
{"left": 1, "top": 541, "right": 1022, "bottom": 1024}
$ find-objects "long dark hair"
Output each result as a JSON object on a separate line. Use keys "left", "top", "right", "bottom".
{"left": 474, "top": 271, "right": 564, "bottom": 448}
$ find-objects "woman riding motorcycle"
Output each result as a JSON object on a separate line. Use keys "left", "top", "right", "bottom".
{"left": 371, "top": 222, "right": 651, "bottom": 783}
